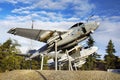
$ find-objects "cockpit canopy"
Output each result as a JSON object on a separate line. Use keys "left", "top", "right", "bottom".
{"left": 70, "top": 22, "right": 84, "bottom": 29}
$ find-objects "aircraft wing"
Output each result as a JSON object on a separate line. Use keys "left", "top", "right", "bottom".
{"left": 8, "top": 28, "right": 67, "bottom": 43}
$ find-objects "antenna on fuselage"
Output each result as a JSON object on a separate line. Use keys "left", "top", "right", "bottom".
{"left": 27, "top": 20, "right": 34, "bottom": 69}
{"left": 86, "top": 15, "right": 94, "bottom": 22}
{"left": 31, "top": 20, "right": 34, "bottom": 29}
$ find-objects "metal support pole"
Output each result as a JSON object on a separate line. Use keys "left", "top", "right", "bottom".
{"left": 74, "top": 63, "right": 77, "bottom": 71}
{"left": 55, "top": 40, "right": 58, "bottom": 71}
{"left": 66, "top": 50, "right": 73, "bottom": 71}
{"left": 40, "top": 54, "right": 44, "bottom": 70}
{"left": 70, "top": 63, "right": 73, "bottom": 71}
{"left": 59, "top": 64, "right": 61, "bottom": 70}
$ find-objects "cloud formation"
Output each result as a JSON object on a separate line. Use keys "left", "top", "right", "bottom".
{"left": 10, "top": 0, "right": 95, "bottom": 18}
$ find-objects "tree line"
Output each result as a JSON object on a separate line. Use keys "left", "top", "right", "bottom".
{"left": 0, "top": 39, "right": 45, "bottom": 72}
{"left": 81, "top": 36, "right": 120, "bottom": 70}
{"left": 0, "top": 38, "right": 120, "bottom": 72}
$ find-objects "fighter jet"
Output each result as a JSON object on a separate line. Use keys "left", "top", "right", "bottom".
{"left": 8, "top": 21, "right": 99, "bottom": 60}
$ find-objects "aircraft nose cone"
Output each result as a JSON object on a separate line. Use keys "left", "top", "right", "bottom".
{"left": 97, "top": 22, "right": 100, "bottom": 26}
{"left": 93, "top": 21, "right": 100, "bottom": 30}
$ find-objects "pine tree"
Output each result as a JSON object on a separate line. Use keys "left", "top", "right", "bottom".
{"left": 81, "top": 36, "right": 100, "bottom": 70}
{"left": 0, "top": 39, "right": 42, "bottom": 72}
{"left": 104, "top": 40, "right": 117, "bottom": 69}
{"left": 106, "top": 40, "right": 116, "bottom": 55}
{"left": 87, "top": 36, "right": 95, "bottom": 48}
{"left": 0, "top": 39, "right": 22, "bottom": 72}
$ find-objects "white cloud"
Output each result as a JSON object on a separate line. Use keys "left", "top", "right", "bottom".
{"left": 66, "top": 17, "right": 80, "bottom": 21}
{"left": 11, "top": 0, "right": 95, "bottom": 17}
{"left": 7, "top": 10, "right": 81, "bottom": 22}
{"left": 5, "top": 15, "right": 32, "bottom": 22}
{"left": 1, "top": 0, "right": 96, "bottom": 23}
{"left": 103, "top": 16, "right": 120, "bottom": 22}
{"left": 0, "top": 0, "right": 33, "bottom": 4}
{"left": 6, "top": 0, "right": 18, "bottom": 4}
{"left": 33, "top": 0, "right": 66, "bottom": 10}
{"left": 73, "top": 0, "right": 95, "bottom": 15}
{"left": 12, "top": 6, "right": 34, "bottom": 14}
{"left": 8, "top": 0, "right": 95, "bottom": 23}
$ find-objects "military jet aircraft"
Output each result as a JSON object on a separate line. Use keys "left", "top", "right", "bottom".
{"left": 8, "top": 21, "right": 99, "bottom": 60}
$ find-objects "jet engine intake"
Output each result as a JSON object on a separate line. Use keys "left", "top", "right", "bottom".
{"left": 81, "top": 27, "right": 87, "bottom": 33}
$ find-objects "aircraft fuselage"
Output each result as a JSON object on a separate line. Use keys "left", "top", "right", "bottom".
{"left": 36, "top": 21, "right": 99, "bottom": 57}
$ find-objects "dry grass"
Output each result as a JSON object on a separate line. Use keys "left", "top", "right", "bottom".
{"left": 0, "top": 70, "right": 120, "bottom": 80}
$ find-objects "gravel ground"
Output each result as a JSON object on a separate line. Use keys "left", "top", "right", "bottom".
{"left": 0, "top": 70, "right": 120, "bottom": 80}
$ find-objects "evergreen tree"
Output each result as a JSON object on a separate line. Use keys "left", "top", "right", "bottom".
{"left": 106, "top": 40, "right": 116, "bottom": 55}
{"left": 81, "top": 36, "right": 100, "bottom": 70}
{"left": 0, "top": 39, "right": 22, "bottom": 72}
{"left": 87, "top": 36, "right": 95, "bottom": 48}
{"left": 104, "top": 40, "right": 117, "bottom": 69}
{"left": 43, "top": 56, "right": 49, "bottom": 70}
{"left": 116, "top": 58, "right": 120, "bottom": 69}
{"left": 0, "top": 39, "right": 42, "bottom": 72}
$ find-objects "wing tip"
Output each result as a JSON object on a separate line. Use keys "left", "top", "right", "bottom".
{"left": 8, "top": 27, "right": 16, "bottom": 35}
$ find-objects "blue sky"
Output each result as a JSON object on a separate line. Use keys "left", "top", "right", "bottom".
{"left": 0, "top": 0, "right": 120, "bottom": 58}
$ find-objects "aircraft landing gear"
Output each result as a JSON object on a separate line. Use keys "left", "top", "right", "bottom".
{"left": 66, "top": 50, "right": 73, "bottom": 71}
